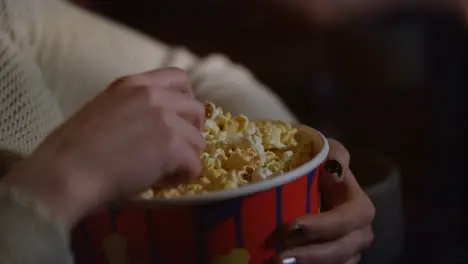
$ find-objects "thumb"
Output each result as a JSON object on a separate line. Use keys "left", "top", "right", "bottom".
{"left": 322, "top": 138, "right": 349, "bottom": 182}
{"left": 319, "top": 139, "right": 356, "bottom": 207}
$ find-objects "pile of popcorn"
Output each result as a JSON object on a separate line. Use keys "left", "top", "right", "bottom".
{"left": 139, "top": 102, "right": 312, "bottom": 199}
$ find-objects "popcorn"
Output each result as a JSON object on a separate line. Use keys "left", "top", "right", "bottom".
{"left": 142, "top": 102, "right": 313, "bottom": 198}
{"left": 138, "top": 188, "right": 154, "bottom": 199}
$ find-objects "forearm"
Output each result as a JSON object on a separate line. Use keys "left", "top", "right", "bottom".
{"left": 0, "top": 185, "right": 73, "bottom": 264}
{"left": 0, "top": 150, "right": 73, "bottom": 264}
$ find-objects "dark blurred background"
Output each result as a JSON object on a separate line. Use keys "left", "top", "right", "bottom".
{"left": 74, "top": 1, "right": 466, "bottom": 263}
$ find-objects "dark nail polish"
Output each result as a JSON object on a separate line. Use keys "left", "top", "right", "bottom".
{"left": 282, "top": 257, "right": 297, "bottom": 264}
{"left": 324, "top": 159, "right": 343, "bottom": 178}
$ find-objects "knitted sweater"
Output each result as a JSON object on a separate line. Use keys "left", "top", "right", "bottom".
{"left": 0, "top": 0, "right": 294, "bottom": 263}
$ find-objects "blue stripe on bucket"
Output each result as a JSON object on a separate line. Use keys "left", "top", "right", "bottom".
{"left": 195, "top": 198, "right": 244, "bottom": 263}
{"left": 195, "top": 207, "right": 207, "bottom": 264}
{"left": 233, "top": 198, "right": 244, "bottom": 248}
{"left": 201, "top": 198, "right": 244, "bottom": 248}
{"left": 145, "top": 209, "right": 159, "bottom": 263}
{"left": 202, "top": 198, "right": 242, "bottom": 230}
{"left": 306, "top": 170, "right": 315, "bottom": 213}
{"left": 275, "top": 186, "right": 283, "bottom": 253}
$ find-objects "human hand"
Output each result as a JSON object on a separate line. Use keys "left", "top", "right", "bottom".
{"left": 1, "top": 68, "right": 205, "bottom": 228}
{"left": 278, "top": 139, "right": 375, "bottom": 264}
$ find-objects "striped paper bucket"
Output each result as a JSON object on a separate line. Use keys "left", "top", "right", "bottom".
{"left": 72, "top": 125, "right": 329, "bottom": 264}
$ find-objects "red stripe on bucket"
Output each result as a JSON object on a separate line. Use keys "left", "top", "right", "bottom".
{"left": 84, "top": 211, "right": 112, "bottom": 264}
{"left": 281, "top": 174, "right": 308, "bottom": 224}
{"left": 205, "top": 217, "right": 237, "bottom": 262}
{"left": 241, "top": 188, "right": 277, "bottom": 263}
{"left": 114, "top": 208, "right": 152, "bottom": 263}
{"left": 151, "top": 206, "right": 196, "bottom": 264}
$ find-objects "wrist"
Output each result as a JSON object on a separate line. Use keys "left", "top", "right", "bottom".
{"left": 0, "top": 184, "right": 69, "bottom": 243}
{"left": 0, "top": 157, "right": 94, "bottom": 229}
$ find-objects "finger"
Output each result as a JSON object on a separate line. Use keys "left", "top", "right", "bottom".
{"left": 324, "top": 138, "right": 350, "bottom": 179}
{"left": 154, "top": 92, "right": 205, "bottom": 131}
{"left": 320, "top": 139, "right": 366, "bottom": 207}
{"left": 176, "top": 116, "right": 206, "bottom": 154}
{"left": 326, "top": 139, "right": 350, "bottom": 167}
{"left": 157, "top": 116, "right": 203, "bottom": 187}
{"left": 319, "top": 139, "right": 350, "bottom": 207}
{"left": 171, "top": 140, "right": 203, "bottom": 183}
{"left": 285, "top": 190, "right": 374, "bottom": 243}
{"left": 345, "top": 254, "right": 361, "bottom": 264}
{"left": 279, "top": 227, "right": 373, "bottom": 264}
{"left": 157, "top": 137, "right": 202, "bottom": 187}
{"left": 322, "top": 169, "right": 370, "bottom": 210}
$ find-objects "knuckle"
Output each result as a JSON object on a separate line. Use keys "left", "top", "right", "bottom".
{"left": 109, "top": 76, "right": 156, "bottom": 103}
{"left": 131, "top": 85, "right": 156, "bottom": 105}
{"left": 112, "top": 75, "right": 136, "bottom": 87}
{"left": 165, "top": 68, "right": 193, "bottom": 95}
{"left": 139, "top": 85, "right": 154, "bottom": 99}
{"left": 152, "top": 67, "right": 189, "bottom": 83}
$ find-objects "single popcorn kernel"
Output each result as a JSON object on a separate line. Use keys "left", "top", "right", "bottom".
{"left": 282, "top": 150, "right": 294, "bottom": 163}
{"left": 205, "top": 102, "right": 216, "bottom": 119}
{"left": 204, "top": 119, "right": 220, "bottom": 135}
{"left": 151, "top": 102, "right": 314, "bottom": 198}
{"left": 234, "top": 115, "right": 249, "bottom": 132}
{"left": 139, "top": 188, "right": 154, "bottom": 199}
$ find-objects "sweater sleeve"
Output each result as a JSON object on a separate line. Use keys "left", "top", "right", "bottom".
{"left": 0, "top": 185, "right": 73, "bottom": 264}
{"left": 3, "top": 0, "right": 296, "bottom": 121}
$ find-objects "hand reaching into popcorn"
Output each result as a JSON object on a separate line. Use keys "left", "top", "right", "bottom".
{"left": 153, "top": 103, "right": 303, "bottom": 198}
{"left": 278, "top": 139, "right": 375, "bottom": 264}
{"left": 1, "top": 68, "right": 205, "bottom": 229}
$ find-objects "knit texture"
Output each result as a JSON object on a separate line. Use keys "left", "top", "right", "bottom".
{"left": 0, "top": 4, "right": 63, "bottom": 154}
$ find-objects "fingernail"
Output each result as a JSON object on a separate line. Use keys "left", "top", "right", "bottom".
{"left": 281, "top": 257, "right": 297, "bottom": 264}
{"left": 324, "top": 159, "right": 343, "bottom": 179}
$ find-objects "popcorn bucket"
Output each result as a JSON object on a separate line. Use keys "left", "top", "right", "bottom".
{"left": 72, "top": 125, "right": 329, "bottom": 264}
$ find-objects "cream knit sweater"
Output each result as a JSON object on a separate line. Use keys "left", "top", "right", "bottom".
{"left": 0, "top": 0, "right": 295, "bottom": 155}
